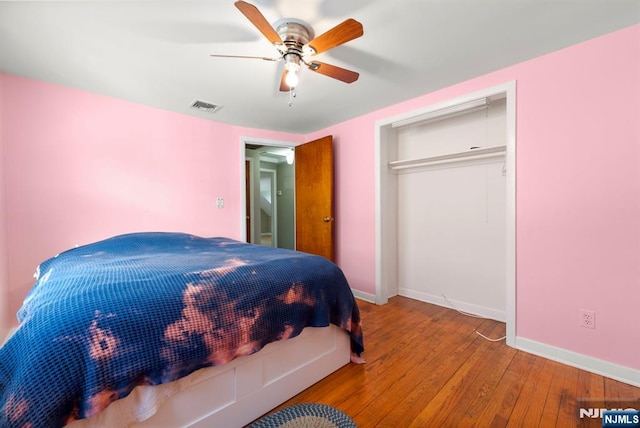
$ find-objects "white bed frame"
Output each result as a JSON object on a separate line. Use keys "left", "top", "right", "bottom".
{"left": 70, "top": 325, "right": 351, "bottom": 427}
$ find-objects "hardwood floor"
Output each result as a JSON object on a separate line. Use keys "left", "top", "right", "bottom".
{"left": 269, "top": 296, "right": 639, "bottom": 427}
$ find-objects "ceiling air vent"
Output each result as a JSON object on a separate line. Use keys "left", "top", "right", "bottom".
{"left": 190, "top": 99, "right": 222, "bottom": 114}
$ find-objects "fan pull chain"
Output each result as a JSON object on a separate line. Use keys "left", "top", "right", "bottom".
{"left": 288, "top": 87, "right": 296, "bottom": 107}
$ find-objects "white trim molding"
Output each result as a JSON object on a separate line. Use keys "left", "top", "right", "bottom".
{"left": 390, "top": 97, "right": 490, "bottom": 128}
{"left": 1, "top": 326, "right": 17, "bottom": 347}
{"left": 516, "top": 337, "right": 640, "bottom": 388}
{"left": 400, "top": 288, "right": 506, "bottom": 323}
{"left": 351, "top": 288, "right": 376, "bottom": 304}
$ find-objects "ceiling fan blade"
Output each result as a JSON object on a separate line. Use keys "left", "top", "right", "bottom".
{"left": 210, "top": 54, "right": 279, "bottom": 61}
{"left": 308, "top": 61, "right": 359, "bottom": 84}
{"left": 234, "top": 1, "right": 282, "bottom": 46}
{"left": 305, "top": 19, "right": 363, "bottom": 55}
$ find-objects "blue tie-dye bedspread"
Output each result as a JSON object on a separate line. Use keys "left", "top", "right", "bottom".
{"left": 0, "top": 232, "right": 364, "bottom": 427}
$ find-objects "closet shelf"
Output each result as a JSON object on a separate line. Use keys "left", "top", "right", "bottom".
{"left": 388, "top": 145, "right": 506, "bottom": 171}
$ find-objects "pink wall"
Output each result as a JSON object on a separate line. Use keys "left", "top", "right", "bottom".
{"left": 311, "top": 24, "right": 640, "bottom": 370}
{"left": 511, "top": 25, "right": 639, "bottom": 370}
{"left": 1, "top": 24, "right": 638, "bottom": 372}
{"left": 0, "top": 73, "right": 8, "bottom": 334}
{"left": 0, "top": 74, "right": 300, "bottom": 325}
{"left": 305, "top": 124, "right": 376, "bottom": 296}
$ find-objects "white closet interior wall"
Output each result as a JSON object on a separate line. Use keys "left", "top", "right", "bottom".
{"left": 394, "top": 98, "right": 507, "bottom": 321}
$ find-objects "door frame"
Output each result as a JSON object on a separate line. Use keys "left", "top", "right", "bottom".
{"left": 240, "top": 137, "right": 299, "bottom": 243}
{"left": 374, "top": 81, "right": 517, "bottom": 346}
{"left": 245, "top": 158, "right": 253, "bottom": 242}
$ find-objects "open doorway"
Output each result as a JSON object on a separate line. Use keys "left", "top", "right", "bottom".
{"left": 242, "top": 139, "right": 297, "bottom": 250}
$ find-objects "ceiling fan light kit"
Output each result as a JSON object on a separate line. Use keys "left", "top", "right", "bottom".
{"left": 283, "top": 54, "right": 301, "bottom": 88}
{"left": 210, "top": 1, "right": 363, "bottom": 106}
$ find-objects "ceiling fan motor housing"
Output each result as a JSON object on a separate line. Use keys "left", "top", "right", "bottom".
{"left": 275, "top": 19, "right": 316, "bottom": 57}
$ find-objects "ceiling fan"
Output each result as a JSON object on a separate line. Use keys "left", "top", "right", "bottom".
{"left": 211, "top": 1, "right": 364, "bottom": 93}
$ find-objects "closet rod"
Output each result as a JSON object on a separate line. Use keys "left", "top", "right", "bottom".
{"left": 388, "top": 146, "right": 506, "bottom": 171}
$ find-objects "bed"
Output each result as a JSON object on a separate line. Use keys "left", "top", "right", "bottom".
{"left": 0, "top": 232, "right": 364, "bottom": 427}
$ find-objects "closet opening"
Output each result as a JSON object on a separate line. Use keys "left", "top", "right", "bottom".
{"left": 375, "top": 81, "right": 516, "bottom": 346}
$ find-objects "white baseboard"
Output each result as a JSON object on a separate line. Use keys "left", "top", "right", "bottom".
{"left": 398, "top": 288, "right": 506, "bottom": 322}
{"left": 351, "top": 288, "right": 376, "bottom": 304}
{"left": 1, "top": 327, "right": 17, "bottom": 347}
{"left": 516, "top": 337, "right": 640, "bottom": 388}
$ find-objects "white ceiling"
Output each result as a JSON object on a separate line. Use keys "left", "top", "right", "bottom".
{"left": 1, "top": 1, "right": 638, "bottom": 134}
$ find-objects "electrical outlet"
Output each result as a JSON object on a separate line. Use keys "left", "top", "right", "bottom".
{"left": 580, "top": 310, "right": 595, "bottom": 329}
{"left": 216, "top": 197, "right": 224, "bottom": 208}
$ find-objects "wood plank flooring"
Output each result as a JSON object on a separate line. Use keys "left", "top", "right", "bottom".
{"left": 264, "top": 296, "right": 640, "bottom": 427}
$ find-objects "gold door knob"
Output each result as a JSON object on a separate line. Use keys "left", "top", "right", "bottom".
{"left": 323, "top": 217, "right": 333, "bottom": 223}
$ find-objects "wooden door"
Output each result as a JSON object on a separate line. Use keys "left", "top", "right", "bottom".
{"left": 295, "top": 136, "right": 334, "bottom": 261}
